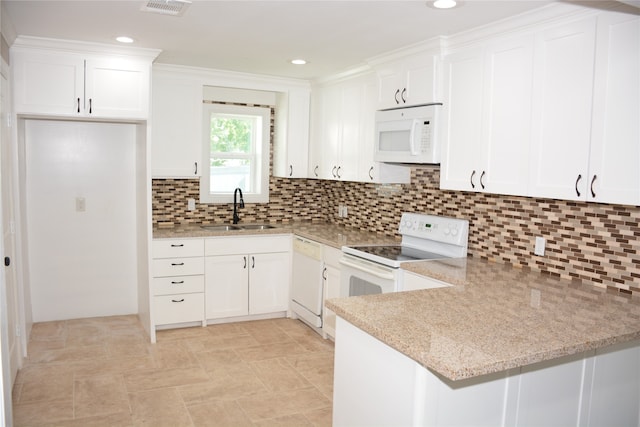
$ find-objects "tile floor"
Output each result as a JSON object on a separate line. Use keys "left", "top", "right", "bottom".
{"left": 12, "top": 315, "right": 335, "bottom": 426}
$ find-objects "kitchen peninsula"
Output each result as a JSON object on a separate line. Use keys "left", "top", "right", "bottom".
{"left": 327, "top": 257, "right": 640, "bottom": 426}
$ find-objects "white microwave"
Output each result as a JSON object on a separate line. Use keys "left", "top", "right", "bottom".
{"left": 374, "top": 103, "right": 441, "bottom": 164}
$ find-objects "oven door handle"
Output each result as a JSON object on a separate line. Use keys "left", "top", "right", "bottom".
{"left": 339, "top": 257, "right": 396, "bottom": 280}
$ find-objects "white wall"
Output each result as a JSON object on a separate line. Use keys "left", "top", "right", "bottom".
{"left": 25, "top": 120, "right": 138, "bottom": 321}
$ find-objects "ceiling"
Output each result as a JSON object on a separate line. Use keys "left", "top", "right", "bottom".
{"left": 2, "top": 0, "right": 636, "bottom": 80}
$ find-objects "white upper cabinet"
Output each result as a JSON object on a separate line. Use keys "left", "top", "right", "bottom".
{"left": 12, "top": 39, "right": 156, "bottom": 120}
{"left": 309, "top": 72, "right": 410, "bottom": 184}
{"left": 587, "top": 13, "right": 640, "bottom": 205}
{"left": 528, "top": 17, "right": 598, "bottom": 201}
{"left": 441, "top": 35, "right": 534, "bottom": 196}
{"left": 151, "top": 70, "right": 202, "bottom": 178}
{"left": 273, "top": 89, "right": 311, "bottom": 178}
{"left": 376, "top": 53, "right": 439, "bottom": 109}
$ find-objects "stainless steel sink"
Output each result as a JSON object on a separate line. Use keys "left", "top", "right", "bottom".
{"left": 200, "top": 225, "right": 241, "bottom": 231}
{"left": 237, "top": 224, "right": 276, "bottom": 230}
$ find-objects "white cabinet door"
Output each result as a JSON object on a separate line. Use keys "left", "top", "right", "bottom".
{"left": 481, "top": 35, "right": 534, "bottom": 196}
{"left": 319, "top": 84, "right": 342, "bottom": 180}
{"left": 273, "top": 90, "right": 311, "bottom": 178}
{"left": 85, "top": 58, "right": 150, "bottom": 120}
{"left": 338, "top": 83, "right": 362, "bottom": 182}
{"left": 377, "top": 53, "right": 438, "bottom": 110}
{"left": 13, "top": 50, "right": 151, "bottom": 119}
{"left": 205, "top": 255, "right": 249, "bottom": 319}
{"left": 588, "top": 13, "right": 640, "bottom": 205}
{"left": 13, "top": 50, "right": 84, "bottom": 116}
{"left": 528, "top": 17, "right": 597, "bottom": 200}
{"left": 151, "top": 73, "right": 202, "bottom": 177}
{"left": 321, "top": 245, "right": 342, "bottom": 339}
{"left": 440, "top": 47, "right": 485, "bottom": 192}
{"left": 249, "top": 252, "right": 290, "bottom": 315}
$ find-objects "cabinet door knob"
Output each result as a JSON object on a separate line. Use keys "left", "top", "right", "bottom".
{"left": 88, "top": 98, "right": 92, "bottom": 114}
{"left": 590, "top": 174, "right": 597, "bottom": 198}
{"left": 369, "top": 166, "right": 374, "bottom": 180}
{"left": 4, "top": 257, "right": 9, "bottom": 267}
{"left": 322, "top": 267, "right": 327, "bottom": 281}
{"left": 251, "top": 256, "right": 255, "bottom": 269}
{"left": 194, "top": 162, "right": 198, "bottom": 175}
{"left": 337, "top": 166, "right": 341, "bottom": 179}
{"left": 332, "top": 166, "right": 337, "bottom": 178}
{"left": 289, "top": 165, "right": 293, "bottom": 177}
{"left": 575, "top": 174, "right": 582, "bottom": 197}
{"left": 77, "top": 97, "right": 81, "bottom": 113}
{"left": 243, "top": 256, "right": 247, "bottom": 269}
{"left": 401, "top": 88, "right": 407, "bottom": 103}
{"left": 314, "top": 165, "right": 319, "bottom": 177}
{"left": 394, "top": 89, "right": 400, "bottom": 104}
{"left": 470, "top": 170, "right": 476, "bottom": 189}
{"left": 480, "top": 171, "right": 486, "bottom": 190}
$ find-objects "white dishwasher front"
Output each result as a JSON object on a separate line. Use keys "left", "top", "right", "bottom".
{"left": 291, "top": 236, "right": 324, "bottom": 328}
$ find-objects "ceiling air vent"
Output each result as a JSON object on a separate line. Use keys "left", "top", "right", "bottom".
{"left": 141, "top": 0, "right": 192, "bottom": 17}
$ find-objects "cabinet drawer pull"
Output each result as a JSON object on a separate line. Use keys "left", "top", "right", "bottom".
{"left": 77, "top": 97, "right": 81, "bottom": 113}
{"left": 171, "top": 262, "right": 184, "bottom": 266}
{"left": 171, "top": 298, "right": 185, "bottom": 303}
{"left": 88, "top": 98, "right": 92, "bottom": 114}
{"left": 394, "top": 89, "right": 400, "bottom": 104}
{"left": 194, "top": 162, "right": 198, "bottom": 175}
{"left": 401, "top": 88, "right": 407, "bottom": 103}
{"left": 369, "top": 166, "right": 374, "bottom": 180}
{"left": 470, "top": 170, "right": 476, "bottom": 189}
{"left": 337, "top": 166, "right": 342, "bottom": 179}
{"left": 243, "top": 256, "right": 247, "bottom": 269}
{"left": 322, "top": 267, "right": 327, "bottom": 280}
{"left": 575, "top": 174, "right": 582, "bottom": 197}
{"left": 289, "top": 165, "right": 293, "bottom": 176}
{"left": 314, "top": 165, "right": 319, "bottom": 177}
{"left": 252, "top": 256, "right": 255, "bottom": 269}
{"left": 171, "top": 280, "right": 185, "bottom": 284}
{"left": 590, "top": 174, "right": 597, "bottom": 198}
{"left": 480, "top": 170, "right": 486, "bottom": 190}
{"left": 332, "top": 166, "right": 337, "bottom": 178}
{"left": 170, "top": 244, "right": 184, "bottom": 248}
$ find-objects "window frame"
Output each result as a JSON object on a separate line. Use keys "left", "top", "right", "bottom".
{"left": 200, "top": 102, "right": 270, "bottom": 204}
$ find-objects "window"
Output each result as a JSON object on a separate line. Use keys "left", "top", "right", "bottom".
{"left": 201, "top": 103, "right": 270, "bottom": 203}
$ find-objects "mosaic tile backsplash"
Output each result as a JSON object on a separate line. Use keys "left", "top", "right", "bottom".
{"left": 152, "top": 167, "right": 639, "bottom": 297}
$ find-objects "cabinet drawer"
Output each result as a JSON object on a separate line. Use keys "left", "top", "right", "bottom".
{"left": 154, "top": 293, "right": 204, "bottom": 325}
{"left": 152, "top": 257, "right": 204, "bottom": 277}
{"left": 205, "top": 235, "right": 290, "bottom": 256}
{"left": 153, "top": 275, "right": 204, "bottom": 296}
{"left": 152, "top": 239, "right": 204, "bottom": 258}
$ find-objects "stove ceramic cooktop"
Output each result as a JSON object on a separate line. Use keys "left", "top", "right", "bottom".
{"left": 344, "top": 244, "right": 448, "bottom": 267}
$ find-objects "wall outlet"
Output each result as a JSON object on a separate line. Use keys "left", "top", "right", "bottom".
{"left": 534, "top": 236, "right": 546, "bottom": 256}
{"left": 187, "top": 198, "right": 196, "bottom": 211}
{"left": 343, "top": 205, "right": 348, "bottom": 218}
{"left": 75, "top": 197, "right": 86, "bottom": 212}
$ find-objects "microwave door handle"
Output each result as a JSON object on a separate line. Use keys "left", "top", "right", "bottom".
{"left": 409, "top": 119, "right": 420, "bottom": 156}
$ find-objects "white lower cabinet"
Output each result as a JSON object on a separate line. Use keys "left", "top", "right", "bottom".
{"left": 152, "top": 239, "right": 205, "bottom": 326}
{"left": 204, "top": 235, "right": 290, "bottom": 321}
{"left": 333, "top": 317, "right": 640, "bottom": 427}
{"left": 321, "top": 245, "right": 342, "bottom": 339}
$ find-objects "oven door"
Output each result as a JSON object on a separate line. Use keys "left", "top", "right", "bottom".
{"left": 339, "top": 254, "right": 398, "bottom": 297}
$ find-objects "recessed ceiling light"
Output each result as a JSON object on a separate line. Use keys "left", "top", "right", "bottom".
{"left": 116, "top": 36, "right": 134, "bottom": 44}
{"left": 291, "top": 59, "right": 307, "bottom": 65}
{"left": 433, "top": 0, "right": 457, "bottom": 9}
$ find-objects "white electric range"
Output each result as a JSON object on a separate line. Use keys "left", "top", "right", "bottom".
{"left": 340, "top": 212, "right": 469, "bottom": 295}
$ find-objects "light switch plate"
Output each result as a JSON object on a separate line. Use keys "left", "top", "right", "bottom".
{"left": 534, "top": 236, "right": 545, "bottom": 256}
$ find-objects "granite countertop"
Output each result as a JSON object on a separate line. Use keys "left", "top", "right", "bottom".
{"left": 326, "top": 257, "right": 640, "bottom": 381}
{"left": 152, "top": 221, "right": 399, "bottom": 249}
